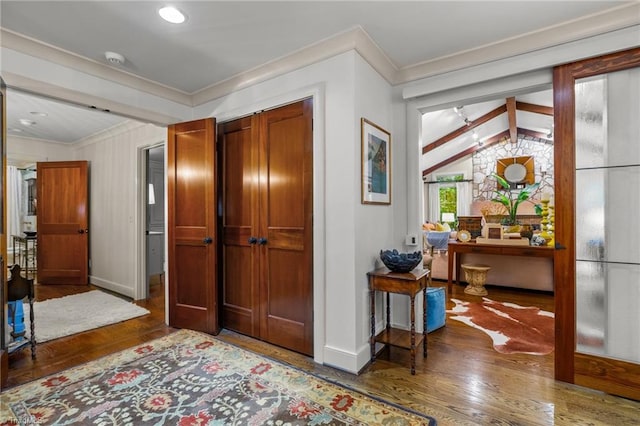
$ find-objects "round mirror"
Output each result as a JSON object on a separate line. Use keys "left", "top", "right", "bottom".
{"left": 503, "top": 163, "right": 527, "bottom": 183}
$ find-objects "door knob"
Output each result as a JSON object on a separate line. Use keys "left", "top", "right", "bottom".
{"left": 258, "top": 237, "right": 268, "bottom": 245}
{"left": 203, "top": 237, "right": 213, "bottom": 244}
{"left": 248, "top": 237, "right": 258, "bottom": 244}
{"left": 78, "top": 229, "right": 85, "bottom": 234}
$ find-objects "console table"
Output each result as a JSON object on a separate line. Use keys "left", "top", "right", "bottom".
{"left": 447, "top": 241, "right": 554, "bottom": 291}
{"left": 368, "top": 267, "right": 430, "bottom": 375}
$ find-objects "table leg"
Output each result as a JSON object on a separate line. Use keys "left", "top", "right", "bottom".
{"left": 455, "top": 251, "right": 462, "bottom": 286}
{"left": 423, "top": 287, "right": 428, "bottom": 358}
{"left": 447, "top": 248, "right": 454, "bottom": 292}
{"left": 369, "top": 288, "right": 375, "bottom": 362}
{"left": 385, "top": 292, "right": 390, "bottom": 330}
{"left": 410, "top": 295, "right": 416, "bottom": 375}
{"left": 29, "top": 296, "right": 36, "bottom": 359}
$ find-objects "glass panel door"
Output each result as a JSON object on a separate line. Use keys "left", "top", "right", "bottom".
{"left": 574, "top": 69, "right": 640, "bottom": 364}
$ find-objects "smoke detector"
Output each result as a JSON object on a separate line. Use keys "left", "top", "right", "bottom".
{"left": 105, "top": 51, "right": 125, "bottom": 66}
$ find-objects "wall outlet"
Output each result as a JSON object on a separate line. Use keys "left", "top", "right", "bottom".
{"left": 405, "top": 234, "right": 418, "bottom": 246}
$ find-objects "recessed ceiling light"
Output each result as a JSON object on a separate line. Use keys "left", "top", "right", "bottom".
{"left": 30, "top": 111, "right": 48, "bottom": 117}
{"left": 159, "top": 6, "right": 186, "bottom": 24}
{"left": 19, "top": 119, "right": 36, "bottom": 126}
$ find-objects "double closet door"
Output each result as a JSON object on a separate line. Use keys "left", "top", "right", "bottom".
{"left": 219, "top": 99, "right": 314, "bottom": 356}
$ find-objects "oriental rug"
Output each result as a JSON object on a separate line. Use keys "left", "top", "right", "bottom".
{"left": 0, "top": 329, "right": 436, "bottom": 425}
{"left": 447, "top": 298, "right": 554, "bottom": 355}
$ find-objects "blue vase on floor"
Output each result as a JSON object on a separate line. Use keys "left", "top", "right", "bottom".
{"left": 8, "top": 300, "right": 25, "bottom": 341}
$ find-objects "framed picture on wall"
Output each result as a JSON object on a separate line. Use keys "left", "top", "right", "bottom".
{"left": 361, "top": 118, "right": 391, "bottom": 205}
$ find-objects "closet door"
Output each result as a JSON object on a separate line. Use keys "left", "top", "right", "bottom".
{"left": 258, "top": 99, "right": 313, "bottom": 355}
{"left": 167, "top": 118, "right": 218, "bottom": 334}
{"left": 220, "top": 115, "right": 260, "bottom": 336}
{"left": 220, "top": 99, "right": 313, "bottom": 356}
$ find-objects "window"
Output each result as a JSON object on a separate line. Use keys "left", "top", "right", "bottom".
{"left": 437, "top": 173, "right": 463, "bottom": 224}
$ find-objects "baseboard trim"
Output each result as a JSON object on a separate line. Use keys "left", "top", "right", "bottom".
{"left": 89, "top": 276, "right": 134, "bottom": 299}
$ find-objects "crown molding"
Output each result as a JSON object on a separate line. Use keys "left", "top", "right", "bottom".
{"left": 73, "top": 120, "right": 152, "bottom": 149}
{"left": 0, "top": 28, "right": 192, "bottom": 106}
{"left": 398, "top": 2, "right": 640, "bottom": 85}
{"left": 191, "top": 26, "right": 397, "bottom": 105}
{"left": 2, "top": 72, "right": 184, "bottom": 126}
{"left": 2, "top": 3, "right": 638, "bottom": 109}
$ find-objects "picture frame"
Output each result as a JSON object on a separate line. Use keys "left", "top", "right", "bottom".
{"left": 486, "top": 223, "right": 503, "bottom": 239}
{"left": 361, "top": 118, "right": 391, "bottom": 204}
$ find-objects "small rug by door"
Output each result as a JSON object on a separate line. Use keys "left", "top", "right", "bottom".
{"left": 22, "top": 290, "right": 150, "bottom": 343}
{"left": 447, "top": 298, "right": 554, "bottom": 355}
{"left": 1, "top": 329, "right": 437, "bottom": 425}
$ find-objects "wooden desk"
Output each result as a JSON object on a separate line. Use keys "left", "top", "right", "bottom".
{"left": 368, "top": 267, "right": 430, "bottom": 375}
{"left": 447, "top": 241, "right": 554, "bottom": 290}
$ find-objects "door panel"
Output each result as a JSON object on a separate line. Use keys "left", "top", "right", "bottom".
{"left": 259, "top": 99, "right": 313, "bottom": 355}
{"left": 37, "top": 161, "right": 88, "bottom": 285}
{"left": 167, "top": 118, "right": 218, "bottom": 334}
{"left": 220, "top": 115, "right": 259, "bottom": 337}
{"left": 554, "top": 47, "right": 640, "bottom": 400}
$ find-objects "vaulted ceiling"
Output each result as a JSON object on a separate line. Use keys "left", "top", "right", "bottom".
{"left": 421, "top": 90, "right": 554, "bottom": 176}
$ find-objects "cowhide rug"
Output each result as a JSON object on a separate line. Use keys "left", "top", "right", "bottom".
{"left": 447, "top": 298, "right": 554, "bottom": 355}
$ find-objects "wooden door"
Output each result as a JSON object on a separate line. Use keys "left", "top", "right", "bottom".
{"left": 220, "top": 99, "right": 313, "bottom": 355}
{"left": 167, "top": 118, "right": 219, "bottom": 334}
{"left": 220, "top": 115, "right": 260, "bottom": 336}
{"left": 37, "top": 161, "right": 89, "bottom": 285}
{"left": 258, "top": 99, "right": 314, "bottom": 355}
{"left": 554, "top": 47, "right": 640, "bottom": 400}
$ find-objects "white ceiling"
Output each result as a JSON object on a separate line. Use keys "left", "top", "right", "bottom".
{"left": 0, "top": 1, "right": 631, "bottom": 152}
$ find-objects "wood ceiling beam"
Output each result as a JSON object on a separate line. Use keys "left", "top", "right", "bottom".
{"left": 422, "top": 104, "right": 507, "bottom": 155}
{"left": 422, "top": 130, "right": 510, "bottom": 176}
{"left": 518, "top": 127, "right": 553, "bottom": 141}
{"left": 516, "top": 101, "right": 554, "bottom": 116}
{"left": 421, "top": 100, "right": 554, "bottom": 174}
{"left": 506, "top": 97, "right": 517, "bottom": 143}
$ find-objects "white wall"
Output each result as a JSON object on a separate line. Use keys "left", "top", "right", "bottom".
{"left": 72, "top": 121, "right": 165, "bottom": 298}
{"left": 353, "top": 53, "right": 397, "bottom": 368}
{"left": 6, "top": 136, "right": 74, "bottom": 166}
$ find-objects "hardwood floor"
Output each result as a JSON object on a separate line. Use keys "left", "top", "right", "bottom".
{"left": 4, "top": 278, "right": 640, "bottom": 425}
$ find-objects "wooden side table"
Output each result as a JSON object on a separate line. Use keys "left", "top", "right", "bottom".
{"left": 368, "top": 267, "right": 430, "bottom": 375}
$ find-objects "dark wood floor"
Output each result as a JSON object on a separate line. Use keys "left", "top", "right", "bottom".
{"left": 5, "top": 278, "right": 640, "bottom": 425}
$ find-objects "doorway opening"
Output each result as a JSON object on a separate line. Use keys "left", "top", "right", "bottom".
{"left": 420, "top": 88, "right": 556, "bottom": 377}
{"left": 142, "top": 144, "right": 166, "bottom": 300}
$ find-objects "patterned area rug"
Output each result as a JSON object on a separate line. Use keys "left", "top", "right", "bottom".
{"left": 1, "top": 329, "right": 436, "bottom": 425}
{"left": 447, "top": 298, "right": 554, "bottom": 355}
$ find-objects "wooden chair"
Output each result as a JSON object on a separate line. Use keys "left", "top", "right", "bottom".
{"left": 7, "top": 264, "right": 36, "bottom": 358}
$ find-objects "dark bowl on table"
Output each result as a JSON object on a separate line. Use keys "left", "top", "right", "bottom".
{"left": 379, "top": 249, "right": 422, "bottom": 273}
{"left": 24, "top": 231, "right": 37, "bottom": 237}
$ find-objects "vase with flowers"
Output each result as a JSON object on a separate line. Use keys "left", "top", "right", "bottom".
{"left": 490, "top": 173, "right": 540, "bottom": 226}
